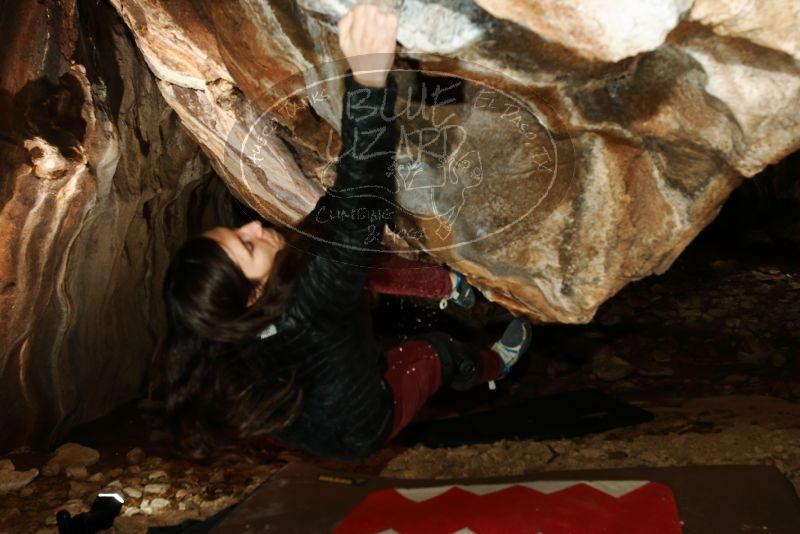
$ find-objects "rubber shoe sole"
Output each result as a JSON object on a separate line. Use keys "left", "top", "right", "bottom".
{"left": 451, "top": 283, "right": 476, "bottom": 308}
{"left": 491, "top": 317, "right": 533, "bottom": 378}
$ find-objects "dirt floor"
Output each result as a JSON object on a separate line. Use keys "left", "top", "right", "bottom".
{"left": 1, "top": 198, "right": 799, "bottom": 533}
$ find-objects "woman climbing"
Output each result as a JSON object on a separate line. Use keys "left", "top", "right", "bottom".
{"left": 160, "top": 2, "right": 533, "bottom": 461}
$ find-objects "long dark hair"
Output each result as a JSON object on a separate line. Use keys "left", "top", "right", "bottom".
{"left": 159, "top": 215, "right": 322, "bottom": 461}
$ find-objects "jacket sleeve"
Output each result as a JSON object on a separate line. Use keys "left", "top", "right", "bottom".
{"left": 285, "top": 69, "right": 399, "bottom": 329}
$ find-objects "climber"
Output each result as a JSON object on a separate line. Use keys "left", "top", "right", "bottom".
{"left": 159, "top": 3, "right": 533, "bottom": 461}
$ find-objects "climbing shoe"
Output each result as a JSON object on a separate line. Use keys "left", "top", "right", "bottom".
{"left": 488, "top": 317, "right": 533, "bottom": 388}
{"left": 439, "top": 270, "right": 476, "bottom": 310}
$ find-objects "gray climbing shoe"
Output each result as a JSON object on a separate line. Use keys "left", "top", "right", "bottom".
{"left": 490, "top": 317, "right": 533, "bottom": 379}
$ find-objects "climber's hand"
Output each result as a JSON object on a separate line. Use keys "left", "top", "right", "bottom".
{"left": 338, "top": 2, "right": 398, "bottom": 88}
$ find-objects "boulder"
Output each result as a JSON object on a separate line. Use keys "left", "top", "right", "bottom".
{"left": 108, "top": 0, "right": 800, "bottom": 325}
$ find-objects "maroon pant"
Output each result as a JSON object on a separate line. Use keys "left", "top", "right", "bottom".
{"left": 364, "top": 254, "right": 504, "bottom": 440}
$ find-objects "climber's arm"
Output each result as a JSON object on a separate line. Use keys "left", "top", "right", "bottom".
{"left": 284, "top": 3, "right": 399, "bottom": 329}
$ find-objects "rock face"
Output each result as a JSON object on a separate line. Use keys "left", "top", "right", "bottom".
{"left": 106, "top": 0, "right": 800, "bottom": 324}
{"left": 0, "top": 0, "right": 232, "bottom": 451}
{"left": 1, "top": 0, "right": 799, "bottom": 449}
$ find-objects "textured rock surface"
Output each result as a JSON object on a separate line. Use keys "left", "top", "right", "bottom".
{"left": 107, "top": 0, "right": 800, "bottom": 325}
{"left": 0, "top": 0, "right": 232, "bottom": 451}
{"left": 688, "top": 0, "right": 800, "bottom": 61}
{"left": 475, "top": 0, "right": 693, "bottom": 62}
{"left": 3, "top": 0, "right": 800, "bottom": 449}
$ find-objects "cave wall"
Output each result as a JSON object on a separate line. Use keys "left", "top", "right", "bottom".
{"left": 109, "top": 0, "right": 800, "bottom": 323}
{"left": 0, "top": 0, "right": 232, "bottom": 451}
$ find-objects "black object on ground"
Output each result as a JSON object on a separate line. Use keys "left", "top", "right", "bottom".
{"left": 400, "top": 389, "right": 654, "bottom": 448}
{"left": 56, "top": 494, "right": 123, "bottom": 534}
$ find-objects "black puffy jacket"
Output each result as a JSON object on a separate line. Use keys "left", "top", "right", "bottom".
{"left": 237, "top": 70, "right": 400, "bottom": 460}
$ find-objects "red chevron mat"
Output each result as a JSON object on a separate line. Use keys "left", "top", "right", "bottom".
{"left": 335, "top": 480, "right": 680, "bottom": 534}
{"left": 212, "top": 464, "right": 800, "bottom": 534}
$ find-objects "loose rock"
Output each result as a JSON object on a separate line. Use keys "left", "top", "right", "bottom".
{"left": 122, "top": 506, "right": 143, "bottom": 517}
{"left": 126, "top": 448, "right": 145, "bottom": 466}
{"left": 65, "top": 465, "right": 89, "bottom": 480}
{"left": 124, "top": 486, "right": 143, "bottom": 499}
{"left": 103, "top": 479, "right": 123, "bottom": 491}
{"left": 592, "top": 350, "right": 635, "bottom": 381}
{"left": 0, "top": 467, "right": 39, "bottom": 493}
{"left": 150, "top": 497, "right": 170, "bottom": 510}
{"left": 144, "top": 483, "right": 169, "bottom": 495}
{"left": 147, "top": 470, "right": 168, "bottom": 481}
{"left": 42, "top": 443, "right": 99, "bottom": 476}
{"left": 143, "top": 457, "right": 165, "bottom": 469}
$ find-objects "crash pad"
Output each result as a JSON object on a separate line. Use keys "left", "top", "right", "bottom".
{"left": 212, "top": 463, "right": 800, "bottom": 533}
